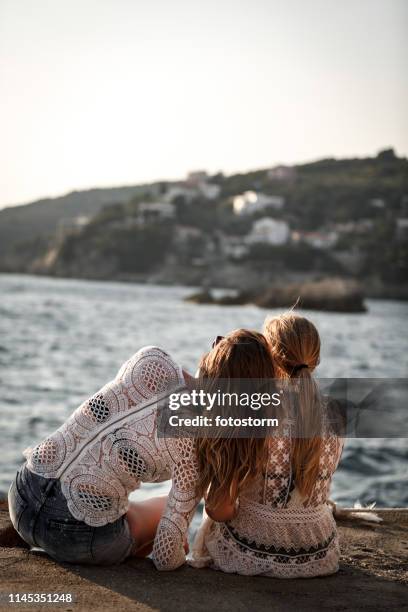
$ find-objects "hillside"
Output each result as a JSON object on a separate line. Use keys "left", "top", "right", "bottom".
{"left": 1, "top": 149, "right": 407, "bottom": 298}
{"left": 0, "top": 185, "right": 152, "bottom": 256}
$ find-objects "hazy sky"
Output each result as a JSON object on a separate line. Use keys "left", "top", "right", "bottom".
{"left": 1, "top": 0, "right": 407, "bottom": 209}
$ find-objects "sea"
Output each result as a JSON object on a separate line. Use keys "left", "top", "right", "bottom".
{"left": 0, "top": 274, "right": 407, "bottom": 507}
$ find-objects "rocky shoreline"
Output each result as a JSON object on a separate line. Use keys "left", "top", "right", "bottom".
{"left": 0, "top": 503, "right": 407, "bottom": 611}
{"left": 185, "top": 277, "right": 367, "bottom": 313}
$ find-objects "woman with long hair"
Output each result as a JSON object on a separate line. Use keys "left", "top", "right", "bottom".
{"left": 192, "top": 314, "right": 344, "bottom": 578}
{"left": 195, "top": 329, "right": 276, "bottom": 522}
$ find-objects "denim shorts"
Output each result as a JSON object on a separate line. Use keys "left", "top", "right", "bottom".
{"left": 8, "top": 463, "right": 135, "bottom": 565}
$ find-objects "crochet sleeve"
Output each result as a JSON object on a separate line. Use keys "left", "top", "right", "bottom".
{"left": 151, "top": 441, "right": 201, "bottom": 571}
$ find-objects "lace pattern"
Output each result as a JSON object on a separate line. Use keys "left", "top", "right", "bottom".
{"left": 198, "top": 517, "right": 340, "bottom": 578}
{"left": 152, "top": 437, "right": 201, "bottom": 570}
{"left": 192, "top": 433, "right": 344, "bottom": 578}
{"left": 24, "top": 346, "right": 200, "bottom": 569}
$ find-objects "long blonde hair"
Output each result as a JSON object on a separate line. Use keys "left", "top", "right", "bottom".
{"left": 263, "top": 312, "right": 322, "bottom": 500}
{"left": 196, "top": 329, "right": 275, "bottom": 508}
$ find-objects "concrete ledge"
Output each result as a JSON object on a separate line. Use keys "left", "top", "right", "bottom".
{"left": 1, "top": 505, "right": 407, "bottom": 612}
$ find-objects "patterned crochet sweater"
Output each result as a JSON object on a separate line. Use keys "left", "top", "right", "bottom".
{"left": 23, "top": 346, "right": 200, "bottom": 570}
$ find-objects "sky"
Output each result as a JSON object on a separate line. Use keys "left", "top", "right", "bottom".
{"left": 0, "top": 0, "right": 407, "bottom": 210}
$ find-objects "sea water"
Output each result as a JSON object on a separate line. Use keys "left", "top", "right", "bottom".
{"left": 0, "top": 274, "right": 407, "bottom": 506}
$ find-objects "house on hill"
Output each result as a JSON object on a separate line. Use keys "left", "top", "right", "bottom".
{"left": 291, "top": 230, "right": 338, "bottom": 249}
{"left": 186, "top": 171, "right": 221, "bottom": 200}
{"left": 233, "top": 191, "right": 285, "bottom": 215}
{"left": 246, "top": 217, "right": 290, "bottom": 246}
{"left": 163, "top": 185, "right": 197, "bottom": 204}
{"left": 137, "top": 202, "right": 176, "bottom": 223}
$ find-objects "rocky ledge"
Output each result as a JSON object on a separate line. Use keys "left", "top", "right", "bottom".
{"left": 185, "top": 277, "right": 367, "bottom": 313}
{"left": 0, "top": 503, "right": 407, "bottom": 612}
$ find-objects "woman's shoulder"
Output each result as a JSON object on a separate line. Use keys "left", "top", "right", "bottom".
{"left": 121, "top": 345, "right": 177, "bottom": 367}
{"left": 117, "top": 346, "right": 185, "bottom": 389}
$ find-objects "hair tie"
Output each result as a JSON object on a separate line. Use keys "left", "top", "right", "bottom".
{"left": 292, "top": 363, "right": 308, "bottom": 374}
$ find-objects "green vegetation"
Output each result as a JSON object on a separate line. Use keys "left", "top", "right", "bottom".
{"left": 244, "top": 243, "right": 343, "bottom": 274}
{"left": 221, "top": 150, "right": 408, "bottom": 230}
{"left": 58, "top": 222, "right": 173, "bottom": 274}
{"left": 0, "top": 149, "right": 407, "bottom": 292}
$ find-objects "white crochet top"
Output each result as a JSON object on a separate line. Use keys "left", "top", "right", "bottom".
{"left": 23, "top": 346, "right": 200, "bottom": 570}
{"left": 192, "top": 433, "right": 344, "bottom": 578}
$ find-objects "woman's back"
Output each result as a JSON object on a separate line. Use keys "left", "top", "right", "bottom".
{"left": 243, "top": 434, "right": 343, "bottom": 509}
{"left": 23, "top": 346, "right": 190, "bottom": 527}
{"left": 194, "top": 432, "right": 344, "bottom": 578}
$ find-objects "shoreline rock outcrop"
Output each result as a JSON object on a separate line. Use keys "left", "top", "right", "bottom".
{"left": 185, "top": 277, "right": 367, "bottom": 313}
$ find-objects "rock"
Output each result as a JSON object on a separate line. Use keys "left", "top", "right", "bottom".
{"left": 185, "top": 278, "right": 367, "bottom": 313}
{"left": 215, "top": 291, "right": 254, "bottom": 306}
{"left": 184, "top": 290, "right": 215, "bottom": 304}
{"left": 184, "top": 290, "right": 255, "bottom": 306}
{"left": 255, "top": 278, "right": 367, "bottom": 313}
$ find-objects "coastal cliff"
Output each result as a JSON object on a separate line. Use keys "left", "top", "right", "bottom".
{"left": 1, "top": 150, "right": 407, "bottom": 305}
{"left": 1, "top": 504, "right": 407, "bottom": 612}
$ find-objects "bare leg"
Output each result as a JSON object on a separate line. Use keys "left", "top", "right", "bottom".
{"left": 126, "top": 496, "right": 168, "bottom": 558}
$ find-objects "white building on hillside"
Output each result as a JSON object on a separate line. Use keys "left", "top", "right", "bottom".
{"left": 186, "top": 171, "right": 221, "bottom": 200}
{"left": 137, "top": 201, "right": 175, "bottom": 223}
{"left": 163, "top": 178, "right": 220, "bottom": 203}
{"left": 246, "top": 218, "right": 290, "bottom": 246}
{"left": 198, "top": 182, "right": 221, "bottom": 200}
{"left": 163, "top": 185, "right": 197, "bottom": 204}
{"left": 291, "top": 230, "right": 338, "bottom": 249}
{"left": 233, "top": 191, "right": 284, "bottom": 215}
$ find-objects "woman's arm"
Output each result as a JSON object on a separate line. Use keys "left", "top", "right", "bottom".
{"left": 151, "top": 483, "right": 198, "bottom": 570}
{"left": 151, "top": 440, "right": 201, "bottom": 571}
{"left": 205, "top": 481, "right": 238, "bottom": 522}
